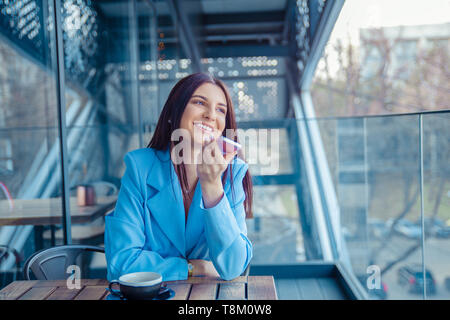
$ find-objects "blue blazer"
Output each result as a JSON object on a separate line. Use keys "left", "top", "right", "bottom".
{"left": 104, "top": 147, "right": 252, "bottom": 281}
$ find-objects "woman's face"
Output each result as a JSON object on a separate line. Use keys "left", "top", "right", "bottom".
{"left": 179, "top": 83, "right": 228, "bottom": 147}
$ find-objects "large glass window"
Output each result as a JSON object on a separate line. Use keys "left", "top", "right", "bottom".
{"left": 0, "top": 0, "right": 185, "bottom": 286}
{"left": 309, "top": 0, "right": 450, "bottom": 299}
{"left": 55, "top": 0, "right": 181, "bottom": 277}
{"left": 0, "top": 0, "right": 62, "bottom": 285}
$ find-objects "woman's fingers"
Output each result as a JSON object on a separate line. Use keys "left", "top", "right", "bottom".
{"left": 202, "top": 135, "right": 222, "bottom": 164}
{"left": 189, "top": 259, "right": 220, "bottom": 277}
{"left": 202, "top": 135, "right": 236, "bottom": 164}
{"left": 197, "top": 136, "right": 237, "bottom": 184}
{"left": 202, "top": 134, "right": 215, "bottom": 148}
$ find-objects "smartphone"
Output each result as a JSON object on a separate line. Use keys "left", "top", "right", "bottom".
{"left": 217, "top": 136, "right": 242, "bottom": 154}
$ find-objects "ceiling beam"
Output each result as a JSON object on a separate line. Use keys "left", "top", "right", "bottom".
{"left": 166, "top": 0, "right": 203, "bottom": 72}
{"left": 204, "top": 44, "right": 289, "bottom": 58}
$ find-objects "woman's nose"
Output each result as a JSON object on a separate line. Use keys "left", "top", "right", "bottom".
{"left": 203, "top": 107, "right": 216, "bottom": 120}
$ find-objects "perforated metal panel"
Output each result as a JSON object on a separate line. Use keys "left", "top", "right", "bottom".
{"left": 149, "top": 56, "right": 287, "bottom": 121}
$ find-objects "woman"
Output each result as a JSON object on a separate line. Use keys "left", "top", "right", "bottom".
{"left": 105, "top": 72, "right": 253, "bottom": 281}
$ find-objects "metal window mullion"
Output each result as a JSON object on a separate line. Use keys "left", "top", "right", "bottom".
{"left": 301, "top": 91, "right": 340, "bottom": 258}
{"left": 299, "top": 0, "right": 344, "bottom": 91}
{"left": 129, "top": 0, "right": 143, "bottom": 148}
{"left": 53, "top": 0, "right": 71, "bottom": 244}
{"left": 299, "top": 92, "right": 338, "bottom": 260}
{"left": 292, "top": 95, "right": 333, "bottom": 261}
{"left": 284, "top": 0, "right": 345, "bottom": 261}
{"left": 143, "top": 0, "right": 160, "bottom": 130}
{"left": 167, "top": 0, "right": 202, "bottom": 72}
{"left": 419, "top": 114, "right": 426, "bottom": 300}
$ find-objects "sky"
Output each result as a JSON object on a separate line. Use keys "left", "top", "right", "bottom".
{"left": 329, "top": 0, "right": 450, "bottom": 46}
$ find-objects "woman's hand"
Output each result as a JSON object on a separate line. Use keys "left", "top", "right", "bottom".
{"left": 197, "top": 136, "right": 237, "bottom": 208}
{"left": 197, "top": 136, "right": 236, "bottom": 184}
{"left": 189, "top": 259, "right": 220, "bottom": 278}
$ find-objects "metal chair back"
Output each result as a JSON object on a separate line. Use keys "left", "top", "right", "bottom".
{"left": 23, "top": 244, "right": 105, "bottom": 280}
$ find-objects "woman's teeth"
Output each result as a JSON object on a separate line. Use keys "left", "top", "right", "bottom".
{"left": 194, "top": 123, "right": 213, "bottom": 132}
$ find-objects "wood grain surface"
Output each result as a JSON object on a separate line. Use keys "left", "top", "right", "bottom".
{"left": 0, "top": 276, "right": 277, "bottom": 300}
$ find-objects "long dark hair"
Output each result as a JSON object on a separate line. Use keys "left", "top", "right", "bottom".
{"left": 147, "top": 72, "right": 253, "bottom": 218}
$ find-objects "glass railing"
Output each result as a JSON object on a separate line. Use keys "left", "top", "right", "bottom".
{"left": 305, "top": 111, "right": 450, "bottom": 300}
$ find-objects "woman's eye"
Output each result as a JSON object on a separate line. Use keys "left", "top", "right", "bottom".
{"left": 194, "top": 100, "right": 204, "bottom": 105}
{"left": 217, "top": 108, "right": 226, "bottom": 114}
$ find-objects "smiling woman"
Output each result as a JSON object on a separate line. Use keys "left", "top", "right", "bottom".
{"left": 104, "top": 73, "right": 253, "bottom": 282}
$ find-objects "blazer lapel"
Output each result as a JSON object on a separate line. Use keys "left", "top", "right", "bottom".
{"left": 145, "top": 148, "right": 186, "bottom": 257}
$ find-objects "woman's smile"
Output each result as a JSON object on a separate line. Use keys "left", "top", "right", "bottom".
{"left": 193, "top": 121, "right": 214, "bottom": 133}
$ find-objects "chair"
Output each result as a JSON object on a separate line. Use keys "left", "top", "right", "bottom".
{"left": 1, "top": 245, "right": 22, "bottom": 285}
{"left": 23, "top": 244, "right": 105, "bottom": 280}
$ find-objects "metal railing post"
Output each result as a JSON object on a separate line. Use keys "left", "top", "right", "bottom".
{"left": 53, "top": 0, "right": 72, "bottom": 244}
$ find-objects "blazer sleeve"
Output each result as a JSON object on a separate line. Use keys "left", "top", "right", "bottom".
{"left": 200, "top": 160, "right": 253, "bottom": 280}
{"left": 104, "top": 152, "right": 188, "bottom": 281}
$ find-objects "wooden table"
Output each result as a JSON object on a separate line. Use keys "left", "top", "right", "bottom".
{"left": 0, "top": 196, "right": 117, "bottom": 226}
{"left": 0, "top": 276, "right": 278, "bottom": 300}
